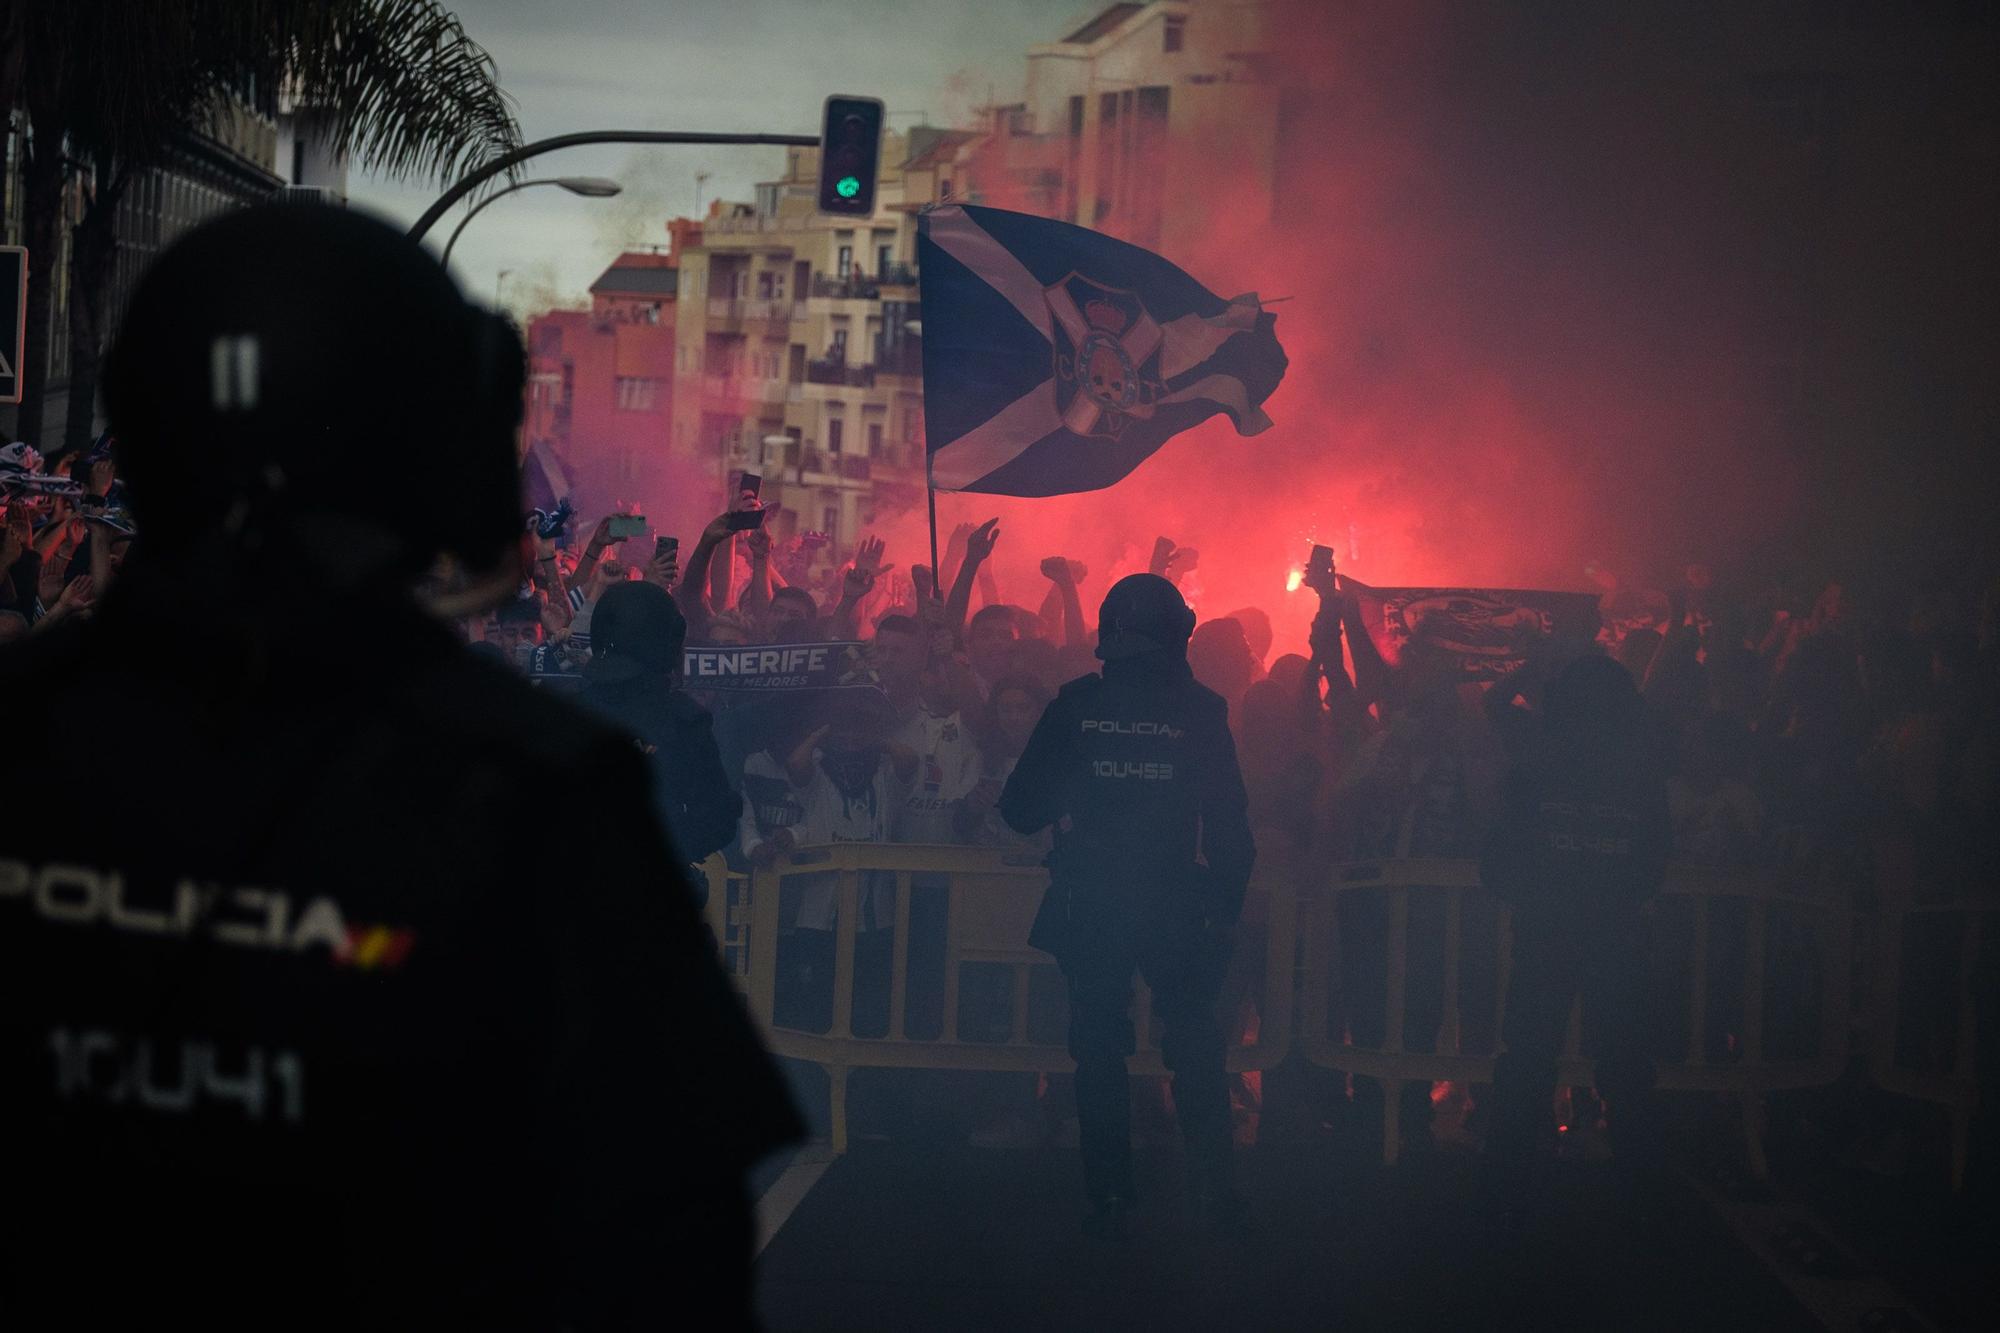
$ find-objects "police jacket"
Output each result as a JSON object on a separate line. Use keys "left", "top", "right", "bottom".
{"left": 1479, "top": 731, "right": 1671, "bottom": 910}
{"left": 0, "top": 563, "right": 802, "bottom": 1329}
{"left": 579, "top": 676, "right": 743, "bottom": 870}
{"left": 999, "top": 652, "right": 1254, "bottom": 952}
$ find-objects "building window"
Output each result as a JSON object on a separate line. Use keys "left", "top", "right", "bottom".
{"left": 866, "top": 421, "right": 883, "bottom": 457}
{"left": 826, "top": 417, "right": 845, "bottom": 454}
{"left": 615, "top": 377, "right": 662, "bottom": 411}
{"left": 836, "top": 244, "right": 853, "bottom": 278}
{"left": 876, "top": 244, "right": 892, "bottom": 276}
{"left": 1164, "top": 15, "right": 1185, "bottom": 53}
{"left": 829, "top": 327, "right": 848, "bottom": 362}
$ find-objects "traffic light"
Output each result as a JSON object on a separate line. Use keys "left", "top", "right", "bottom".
{"left": 817, "top": 95, "right": 884, "bottom": 217}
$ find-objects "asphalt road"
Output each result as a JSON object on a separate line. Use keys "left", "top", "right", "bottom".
{"left": 755, "top": 1140, "right": 1823, "bottom": 1332}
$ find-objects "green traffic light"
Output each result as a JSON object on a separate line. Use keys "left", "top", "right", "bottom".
{"left": 835, "top": 175, "right": 861, "bottom": 200}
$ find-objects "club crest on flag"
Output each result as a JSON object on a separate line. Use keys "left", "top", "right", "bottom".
{"left": 1045, "top": 273, "right": 1166, "bottom": 439}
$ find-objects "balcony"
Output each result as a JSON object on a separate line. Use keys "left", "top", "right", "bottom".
{"left": 874, "top": 341, "right": 923, "bottom": 379}
{"left": 876, "top": 262, "right": 918, "bottom": 287}
{"left": 705, "top": 296, "right": 797, "bottom": 328}
{"left": 794, "top": 449, "right": 873, "bottom": 485}
{"left": 811, "top": 272, "right": 880, "bottom": 300}
{"left": 805, "top": 357, "right": 875, "bottom": 388}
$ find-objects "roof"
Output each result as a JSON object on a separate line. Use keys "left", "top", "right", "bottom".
{"left": 589, "top": 265, "right": 679, "bottom": 297}
{"left": 904, "top": 127, "right": 981, "bottom": 170}
{"left": 1062, "top": 3, "right": 1145, "bottom": 45}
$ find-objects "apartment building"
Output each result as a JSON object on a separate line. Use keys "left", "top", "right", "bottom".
{"left": 524, "top": 229, "right": 694, "bottom": 516}
{"left": 659, "top": 3, "right": 1286, "bottom": 546}
{"left": 670, "top": 133, "right": 949, "bottom": 549}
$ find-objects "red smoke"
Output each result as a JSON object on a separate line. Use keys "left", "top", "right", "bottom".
{"left": 905, "top": 1, "right": 1800, "bottom": 654}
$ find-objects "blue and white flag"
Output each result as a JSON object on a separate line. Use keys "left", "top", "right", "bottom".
{"left": 916, "top": 204, "right": 1287, "bottom": 496}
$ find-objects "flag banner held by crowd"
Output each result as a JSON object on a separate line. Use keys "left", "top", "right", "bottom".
{"left": 1346, "top": 581, "right": 1602, "bottom": 679}
{"left": 681, "top": 641, "right": 879, "bottom": 692}
{"left": 916, "top": 204, "right": 1287, "bottom": 496}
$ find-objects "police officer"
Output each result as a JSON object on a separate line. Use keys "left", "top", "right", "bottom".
{"left": 1000, "top": 573, "right": 1255, "bottom": 1235}
{"left": 0, "top": 204, "right": 800, "bottom": 1329}
{"left": 582, "top": 578, "right": 743, "bottom": 873}
{"left": 1480, "top": 654, "right": 1670, "bottom": 1214}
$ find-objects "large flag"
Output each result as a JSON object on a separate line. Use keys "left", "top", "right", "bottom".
{"left": 916, "top": 204, "right": 1287, "bottom": 495}
{"left": 1346, "top": 581, "right": 1603, "bottom": 680}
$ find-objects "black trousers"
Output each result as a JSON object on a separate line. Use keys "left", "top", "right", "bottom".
{"left": 1059, "top": 913, "right": 1233, "bottom": 1207}
{"left": 1486, "top": 896, "right": 1659, "bottom": 1192}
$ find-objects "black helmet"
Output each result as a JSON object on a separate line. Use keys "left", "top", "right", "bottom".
{"left": 1096, "top": 573, "right": 1196, "bottom": 661}
{"left": 589, "top": 580, "right": 688, "bottom": 683}
{"left": 102, "top": 202, "right": 523, "bottom": 571}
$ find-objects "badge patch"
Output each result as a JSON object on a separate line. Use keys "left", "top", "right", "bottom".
{"left": 1045, "top": 273, "right": 1168, "bottom": 440}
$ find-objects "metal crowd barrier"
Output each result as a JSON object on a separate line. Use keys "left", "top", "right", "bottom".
{"left": 1296, "top": 859, "right": 1853, "bottom": 1175}
{"left": 703, "top": 842, "right": 1294, "bottom": 1153}
{"left": 1868, "top": 899, "right": 1993, "bottom": 1191}
{"left": 695, "top": 849, "right": 1996, "bottom": 1188}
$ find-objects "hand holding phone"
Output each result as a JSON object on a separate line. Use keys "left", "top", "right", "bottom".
{"left": 606, "top": 514, "right": 648, "bottom": 541}
{"left": 1304, "top": 543, "right": 1336, "bottom": 594}
{"left": 725, "top": 507, "right": 769, "bottom": 532}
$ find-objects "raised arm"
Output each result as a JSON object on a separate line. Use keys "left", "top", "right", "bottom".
{"left": 1041, "top": 557, "right": 1087, "bottom": 652}
{"left": 740, "top": 525, "right": 776, "bottom": 623}
{"left": 829, "top": 535, "right": 890, "bottom": 641}
{"left": 946, "top": 518, "right": 999, "bottom": 644}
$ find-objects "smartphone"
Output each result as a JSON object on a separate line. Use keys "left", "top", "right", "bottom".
{"left": 606, "top": 514, "right": 647, "bottom": 540}
{"left": 655, "top": 535, "right": 679, "bottom": 560}
{"left": 726, "top": 507, "right": 769, "bottom": 532}
{"left": 1307, "top": 544, "right": 1336, "bottom": 581}
{"left": 736, "top": 471, "right": 762, "bottom": 498}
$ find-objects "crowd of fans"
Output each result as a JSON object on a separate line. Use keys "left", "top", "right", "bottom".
{"left": 8, "top": 440, "right": 1995, "bottom": 1155}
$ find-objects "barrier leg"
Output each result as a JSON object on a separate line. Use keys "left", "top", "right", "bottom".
{"left": 1741, "top": 1088, "right": 1769, "bottom": 1180}
{"left": 1382, "top": 1076, "right": 1404, "bottom": 1166}
{"left": 828, "top": 1063, "right": 851, "bottom": 1156}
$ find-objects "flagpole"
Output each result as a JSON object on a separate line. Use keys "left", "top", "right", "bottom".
{"left": 925, "top": 449, "right": 941, "bottom": 602}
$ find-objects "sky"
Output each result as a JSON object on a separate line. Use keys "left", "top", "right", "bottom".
{"left": 350, "top": 0, "right": 1094, "bottom": 319}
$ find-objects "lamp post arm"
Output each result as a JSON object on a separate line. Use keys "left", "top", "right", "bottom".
{"left": 409, "top": 129, "right": 819, "bottom": 244}
{"left": 441, "top": 179, "right": 550, "bottom": 265}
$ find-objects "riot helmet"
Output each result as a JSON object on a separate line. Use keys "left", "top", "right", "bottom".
{"left": 102, "top": 202, "right": 524, "bottom": 576}
{"left": 1095, "top": 573, "right": 1197, "bottom": 661}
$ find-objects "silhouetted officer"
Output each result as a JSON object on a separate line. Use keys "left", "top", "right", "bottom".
{"left": 582, "top": 579, "right": 743, "bottom": 874}
{"left": 0, "top": 204, "right": 800, "bottom": 1330}
{"left": 1001, "top": 574, "right": 1255, "bottom": 1234}
{"left": 1481, "top": 654, "right": 1670, "bottom": 1211}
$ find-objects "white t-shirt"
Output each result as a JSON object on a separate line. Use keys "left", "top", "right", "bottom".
{"left": 891, "top": 705, "right": 983, "bottom": 845}
{"left": 789, "top": 749, "right": 907, "bottom": 932}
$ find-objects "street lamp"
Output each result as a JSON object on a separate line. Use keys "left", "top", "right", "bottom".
{"left": 439, "top": 175, "right": 623, "bottom": 265}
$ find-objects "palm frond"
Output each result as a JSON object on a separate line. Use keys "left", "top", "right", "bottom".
{"left": 286, "top": 0, "right": 522, "bottom": 186}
